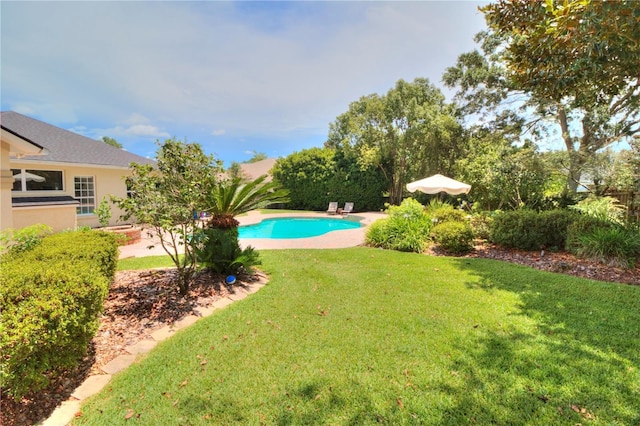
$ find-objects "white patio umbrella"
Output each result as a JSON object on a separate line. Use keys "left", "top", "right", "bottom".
{"left": 406, "top": 174, "right": 471, "bottom": 195}
{"left": 13, "top": 171, "right": 46, "bottom": 182}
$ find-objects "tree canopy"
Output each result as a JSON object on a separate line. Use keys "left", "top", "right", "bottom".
{"left": 116, "top": 138, "right": 223, "bottom": 295}
{"left": 327, "top": 78, "right": 466, "bottom": 205}
{"left": 444, "top": 0, "right": 640, "bottom": 194}
{"left": 482, "top": 0, "right": 640, "bottom": 107}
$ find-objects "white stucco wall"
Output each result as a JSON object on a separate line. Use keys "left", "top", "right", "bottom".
{"left": 9, "top": 161, "right": 135, "bottom": 230}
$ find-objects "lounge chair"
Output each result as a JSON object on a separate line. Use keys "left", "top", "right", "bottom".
{"left": 327, "top": 201, "right": 338, "bottom": 215}
{"left": 341, "top": 202, "right": 354, "bottom": 216}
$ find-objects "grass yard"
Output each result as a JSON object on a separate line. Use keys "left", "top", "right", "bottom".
{"left": 76, "top": 248, "right": 639, "bottom": 425}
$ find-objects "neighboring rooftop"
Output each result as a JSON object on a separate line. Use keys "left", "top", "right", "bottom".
{"left": 1, "top": 111, "right": 156, "bottom": 168}
{"left": 240, "top": 158, "right": 277, "bottom": 182}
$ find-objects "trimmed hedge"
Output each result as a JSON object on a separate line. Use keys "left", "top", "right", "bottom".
{"left": 489, "top": 209, "right": 578, "bottom": 251}
{"left": 0, "top": 230, "right": 118, "bottom": 400}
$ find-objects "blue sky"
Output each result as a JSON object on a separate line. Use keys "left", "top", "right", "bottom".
{"left": 1, "top": 1, "right": 487, "bottom": 166}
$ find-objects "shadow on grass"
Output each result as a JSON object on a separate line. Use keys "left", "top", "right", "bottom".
{"left": 436, "top": 258, "right": 640, "bottom": 425}
{"left": 178, "top": 378, "right": 407, "bottom": 425}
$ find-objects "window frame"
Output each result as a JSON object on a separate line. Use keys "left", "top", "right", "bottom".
{"left": 11, "top": 168, "right": 64, "bottom": 192}
{"left": 74, "top": 176, "right": 96, "bottom": 215}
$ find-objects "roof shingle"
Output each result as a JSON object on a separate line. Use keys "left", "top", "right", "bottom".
{"left": 1, "top": 111, "right": 155, "bottom": 168}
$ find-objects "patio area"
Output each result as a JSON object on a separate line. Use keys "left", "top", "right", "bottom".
{"left": 118, "top": 211, "right": 386, "bottom": 259}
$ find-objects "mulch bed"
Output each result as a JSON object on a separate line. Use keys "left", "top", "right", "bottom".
{"left": 2, "top": 248, "right": 638, "bottom": 426}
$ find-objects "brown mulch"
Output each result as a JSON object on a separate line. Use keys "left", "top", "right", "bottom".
{"left": 2, "top": 248, "right": 638, "bottom": 426}
{"left": 435, "top": 242, "right": 639, "bottom": 286}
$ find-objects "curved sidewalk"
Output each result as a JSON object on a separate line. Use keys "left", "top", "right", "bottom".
{"left": 118, "top": 211, "right": 386, "bottom": 259}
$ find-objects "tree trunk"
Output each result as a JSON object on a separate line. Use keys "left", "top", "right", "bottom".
{"left": 558, "top": 107, "right": 581, "bottom": 193}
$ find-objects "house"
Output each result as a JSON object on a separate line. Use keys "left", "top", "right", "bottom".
{"left": 0, "top": 111, "right": 155, "bottom": 232}
{"left": 239, "top": 158, "right": 277, "bottom": 182}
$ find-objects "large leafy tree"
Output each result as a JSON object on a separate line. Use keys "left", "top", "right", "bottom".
{"left": 116, "top": 138, "right": 222, "bottom": 295}
{"left": 271, "top": 147, "right": 336, "bottom": 210}
{"left": 445, "top": 0, "right": 640, "bottom": 194}
{"left": 327, "top": 78, "right": 466, "bottom": 205}
{"left": 456, "top": 130, "right": 550, "bottom": 211}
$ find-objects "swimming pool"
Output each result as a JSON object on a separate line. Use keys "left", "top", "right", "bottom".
{"left": 239, "top": 217, "right": 362, "bottom": 239}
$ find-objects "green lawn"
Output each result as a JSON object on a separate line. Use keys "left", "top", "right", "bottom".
{"left": 76, "top": 248, "right": 639, "bottom": 425}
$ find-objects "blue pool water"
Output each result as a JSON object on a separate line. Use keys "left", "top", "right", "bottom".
{"left": 239, "top": 217, "right": 361, "bottom": 239}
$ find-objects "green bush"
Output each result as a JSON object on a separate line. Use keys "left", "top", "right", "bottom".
{"left": 429, "top": 204, "right": 467, "bottom": 225}
{"left": 577, "top": 225, "right": 640, "bottom": 268}
{"left": 537, "top": 209, "right": 579, "bottom": 250}
{"left": 272, "top": 147, "right": 387, "bottom": 211}
{"left": 489, "top": 209, "right": 577, "bottom": 251}
{"left": 470, "top": 213, "right": 493, "bottom": 240}
{"left": 430, "top": 221, "right": 474, "bottom": 254}
{"left": 33, "top": 230, "right": 120, "bottom": 280}
{"left": 0, "top": 223, "right": 52, "bottom": 255}
{"left": 489, "top": 210, "right": 542, "bottom": 250}
{"left": 566, "top": 214, "right": 613, "bottom": 254}
{"left": 570, "top": 195, "right": 626, "bottom": 224}
{"left": 194, "top": 227, "right": 261, "bottom": 274}
{"left": 0, "top": 230, "right": 117, "bottom": 400}
{"left": 365, "top": 199, "right": 432, "bottom": 253}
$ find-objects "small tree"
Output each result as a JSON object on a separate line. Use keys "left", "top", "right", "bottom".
{"left": 115, "top": 138, "right": 222, "bottom": 295}
{"left": 196, "top": 175, "right": 289, "bottom": 274}
{"left": 96, "top": 197, "right": 112, "bottom": 227}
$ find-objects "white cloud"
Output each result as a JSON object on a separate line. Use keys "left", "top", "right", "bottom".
{"left": 1, "top": 1, "right": 487, "bottom": 163}
{"left": 122, "top": 124, "right": 170, "bottom": 138}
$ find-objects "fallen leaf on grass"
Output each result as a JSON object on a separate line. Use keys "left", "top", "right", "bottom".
{"left": 124, "top": 409, "right": 135, "bottom": 420}
{"left": 396, "top": 398, "right": 404, "bottom": 408}
{"left": 537, "top": 394, "right": 549, "bottom": 403}
{"left": 179, "top": 379, "right": 188, "bottom": 387}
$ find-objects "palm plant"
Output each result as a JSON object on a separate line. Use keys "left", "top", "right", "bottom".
{"left": 195, "top": 175, "right": 289, "bottom": 274}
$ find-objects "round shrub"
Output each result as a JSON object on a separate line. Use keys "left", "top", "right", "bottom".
{"left": 489, "top": 209, "right": 542, "bottom": 250}
{"left": 470, "top": 213, "right": 493, "bottom": 241}
{"left": 365, "top": 198, "right": 432, "bottom": 253}
{"left": 430, "top": 221, "right": 474, "bottom": 254}
{"left": 430, "top": 206, "right": 467, "bottom": 224}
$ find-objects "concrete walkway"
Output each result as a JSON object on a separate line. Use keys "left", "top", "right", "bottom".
{"left": 43, "top": 211, "right": 386, "bottom": 425}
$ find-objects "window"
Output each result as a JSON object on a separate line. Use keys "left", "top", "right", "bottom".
{"left": 11, "top": 169, "right": 63, "bottom": 191}
{"left": 74, "top": 176, "right": 95, "bottom": 215}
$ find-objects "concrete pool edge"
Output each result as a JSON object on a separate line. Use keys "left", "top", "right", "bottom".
{"left": 238, "top": 211, "right": 381, "bottom": 249}
{"left": 118, "top": 211, "right": 387, "bottom": 258}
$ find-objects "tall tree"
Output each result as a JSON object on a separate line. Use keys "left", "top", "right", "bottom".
{"left": 327, "top": 78, "right": 465, "bottom": 205}
{"left": 101, "top": 136, "right": 123, "bottom": 149}
{"left": 445, "top": 0, "right": 640, "bottom": 194}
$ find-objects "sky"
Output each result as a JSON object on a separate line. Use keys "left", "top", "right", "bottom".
{"left": 1, "top": 1, "right": 488, "bottom": 166}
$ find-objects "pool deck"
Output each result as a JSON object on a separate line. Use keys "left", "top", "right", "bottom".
{"left": 118, "top": 211, "right": 387, "bottom": 259}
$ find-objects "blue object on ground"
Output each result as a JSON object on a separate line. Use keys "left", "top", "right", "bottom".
{"left": 225, "top": 275, "right": 236, "bottom": 285}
